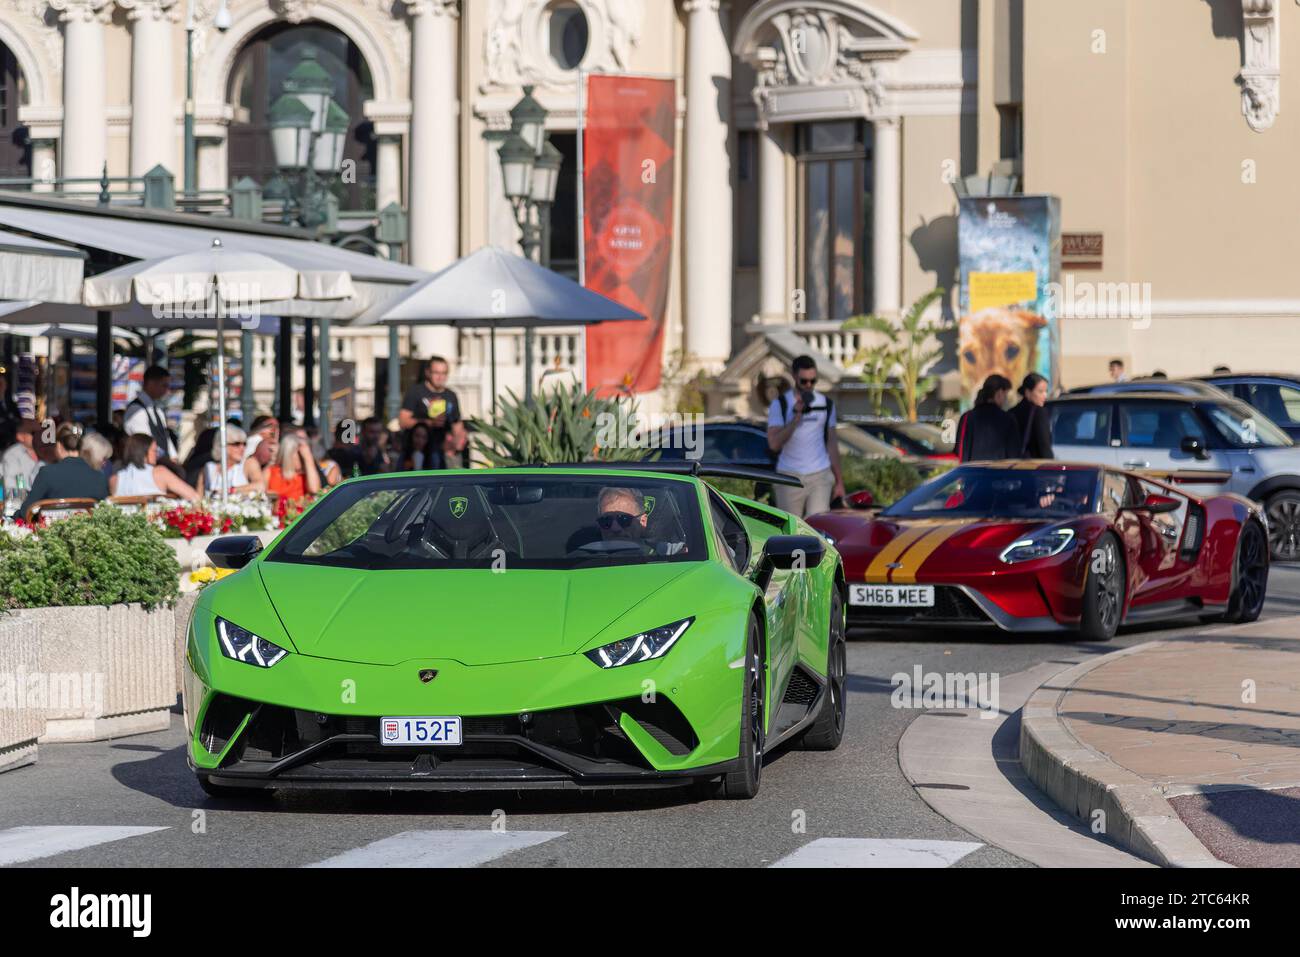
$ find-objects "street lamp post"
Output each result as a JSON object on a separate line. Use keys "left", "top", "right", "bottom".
{"left": 264, "top": 47, "right": 350, "bottom": 432}
{"left": 497, "top": 86, "right": 562, "bottom": 402}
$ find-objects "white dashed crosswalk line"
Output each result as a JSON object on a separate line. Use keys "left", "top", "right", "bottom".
{"left": 305, "top": 830, "right": 566, "bottom": 868}
{"left": 0, "top": 825, "right": 171, "bottom": 866}
{"left": 770, "top": 838, "right": 983, "bottom": 868}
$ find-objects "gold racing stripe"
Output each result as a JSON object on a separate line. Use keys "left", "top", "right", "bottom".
{"left": 864, "top": 523, "right": 940, "bottom": 583}
{"left": 889, "top": 520, "right": 977, "bottom": 583}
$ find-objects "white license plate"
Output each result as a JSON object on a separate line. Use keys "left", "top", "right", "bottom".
{"left": 380, "top": 716, "right": 463, "bottom": 746}
{"left": 850, "top": 584, "right": 935, "bottom": 607}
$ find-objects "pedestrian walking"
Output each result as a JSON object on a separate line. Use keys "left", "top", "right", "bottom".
{"left": 766, "top": 355, "right": 845, "bottom": 517}
{"left": 1010, "top": 373, "right": 1054, "bottom": 459}
{"left": 957, "top": 374, "right": 1019, "bottom": 462}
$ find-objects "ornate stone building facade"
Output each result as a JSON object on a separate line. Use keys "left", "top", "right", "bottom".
{"left": 1, "top": 0, "right": 1298, "bottom": 417}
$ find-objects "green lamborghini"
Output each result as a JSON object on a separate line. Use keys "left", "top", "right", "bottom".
{"left": 183, "top": 465, "right": 847, "bottom": 800}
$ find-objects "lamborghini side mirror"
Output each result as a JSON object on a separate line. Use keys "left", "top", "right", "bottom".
{"left": 207, "top": 535, "right": 264, "bottom": 570}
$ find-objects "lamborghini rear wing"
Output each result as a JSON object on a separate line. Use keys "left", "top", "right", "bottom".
{"left": 526, "top": 461, "right": 805, "bottom": 487}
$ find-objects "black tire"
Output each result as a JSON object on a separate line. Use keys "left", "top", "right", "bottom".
{"left": 1222, "top": 520, "right": 1269, "bottom": 624}
{"left": 197, "top": 776, "right": 269, "bottom": 800}
{"left": 796, "top": 588, "right": 847, "bottom": 751}
{"left": 705, "top": 615, "right": 765, "bottom": 800}
{"left": 1265, "top": 490, "right": 1300, "bottom": 562}
{"left": 1078, "top": 532, "right": 1124, "bottom": 642}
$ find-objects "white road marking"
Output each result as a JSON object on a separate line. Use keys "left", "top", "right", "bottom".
{"left": 770, "top": 838, "right": 983, "bottom": 868}
{"left": 305, "top": 829, "right": 566, "bottom": 868}
{"left": 0, "top": 825, "right": 170, "bottom": 866}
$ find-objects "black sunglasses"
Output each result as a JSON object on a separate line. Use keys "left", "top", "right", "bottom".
{"left": 797, "top": 376, "right": 818, "bottom": 387}
{"left": 597, "top": 511, "right": 642, "bottom": 530}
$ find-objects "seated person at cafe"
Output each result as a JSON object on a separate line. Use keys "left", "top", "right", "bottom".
{"left": 265, "top": 431, "right": 322, "bottom": 504}
{"left": 196, "top": 425, "right": 262, "bottom": 497}
{"left": 110, "top": 434, "right": 199, "bottom": 501}
{"left": 20, "top": 430, "right": 113, "bottom": 513}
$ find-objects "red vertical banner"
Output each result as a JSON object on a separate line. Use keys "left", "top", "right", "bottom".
{"left": 582, "top": 75, "right": 676, "bottom": 396}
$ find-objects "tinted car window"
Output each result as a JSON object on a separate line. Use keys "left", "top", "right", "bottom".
{"left": 1202, "top": 400, "right": 1292, "bottom": 447}
{"left": 707, "top": 490, "right": 751, "bottom": 573}
{"left": 1119, "top": 403, "right": 1206, "bottom": 449}
{"left": 1051, "top": 403, "right": 1113, "bottom": 447}
{"left": 1244, "top": 383, "right": 1300, "bottom": 427}
{"left": 655, "top": 426, "right": 771, "bottom": 463}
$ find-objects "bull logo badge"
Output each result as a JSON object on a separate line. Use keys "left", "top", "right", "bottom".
{"left": 449, "top": 497, "right": 468, "bottom": 519}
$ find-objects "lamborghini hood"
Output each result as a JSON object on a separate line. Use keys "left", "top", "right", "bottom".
{"left": 256, "top": 561, "right": 700, "bottom": 666}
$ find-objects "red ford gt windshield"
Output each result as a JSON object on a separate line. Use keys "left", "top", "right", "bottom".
{"left": 882, "top": 466, "right": 1101, "bottom": 520}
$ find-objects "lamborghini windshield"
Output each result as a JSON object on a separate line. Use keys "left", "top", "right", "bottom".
{"left": 882, "top": 467, "right": 1100, "bottom": 520}
{"left": 267, "top": 474, "right": 708, "bottom": 570}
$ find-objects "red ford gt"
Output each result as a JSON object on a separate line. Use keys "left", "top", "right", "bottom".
{"left": 808, "top": 462, "right": 1268, "bottom": 641}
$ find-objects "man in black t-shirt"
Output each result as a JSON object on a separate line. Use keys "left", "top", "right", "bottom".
{"left": 398, "top": 356, "right": 466, "bottom": 469}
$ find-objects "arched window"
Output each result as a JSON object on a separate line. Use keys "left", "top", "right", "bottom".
{"left": 227, "top": 23, "right": 375, "bottom": 211}
{"left": 0, "top": 41, "right": 30, "bottom": 180}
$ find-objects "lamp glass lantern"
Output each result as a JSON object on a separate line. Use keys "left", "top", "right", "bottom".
{"left": 269, "top": 94, "right": 314, "bottom": 169}
{"left": 510, "top": 85, "right": 548, "bottom": 154}
{"left": 283, "top": 48, "right": 335, "bottom": 133}
{"left": 312, "top": 100, "right": 350, "bottom": 173}
{"left": 530, "top": 139, "right": 563, "bottom": 205}
{"left": 498, "top": 132, "right": 537, "bottom": 201}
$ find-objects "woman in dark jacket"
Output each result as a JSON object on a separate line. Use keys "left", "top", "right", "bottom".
{"left": 1009, "top": 373, "right": 1054, "bottom": 459}
{"left": 957, "top": 375, "right": 1020, "bottom": 462}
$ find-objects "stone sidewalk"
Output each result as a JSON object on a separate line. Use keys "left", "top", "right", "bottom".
{"left": 1020, "top": 616, "right": 1300, "bottom": 866}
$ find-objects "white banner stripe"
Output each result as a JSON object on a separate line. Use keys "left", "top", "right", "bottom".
{"left": 305, "top": 830, "right": 566, "bottom": 869}
{"left": 0, "top": 826, "right": 170, "bottom": 866}
{"left": 771, "top": 838, "right": 983, "bottom": 868}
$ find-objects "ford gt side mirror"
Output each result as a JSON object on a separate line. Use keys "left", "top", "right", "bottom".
{"left": 207, "top": 535, "right": 264, "bottom": 570}
{"left": 844, "top": 489, "right": 875, "bottom": 509}
{"left": 1126, "top": 494, "right": 1181, "bottom": 515}
{"left": 1180, "top": 436, "right": 1210, "bottom": 460}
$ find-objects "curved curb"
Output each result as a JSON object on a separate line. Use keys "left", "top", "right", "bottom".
{"left": 1018, "top": 642, "right": 1230, "bottom": 868}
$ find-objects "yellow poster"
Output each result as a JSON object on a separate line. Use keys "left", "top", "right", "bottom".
{"left": 968, "top": 271, "right": 1038, "bottom": 313}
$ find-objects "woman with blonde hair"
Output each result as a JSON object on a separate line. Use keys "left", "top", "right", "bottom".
{"left": 265, "top": 430, "right": 321, "bottom": 504}
{"left": 196, "top": 425, "right": 261, "bottom": 497}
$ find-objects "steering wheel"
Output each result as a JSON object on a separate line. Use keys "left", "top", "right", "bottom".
{"left": 571, "top": 539, "right": 651, "bottom": 556}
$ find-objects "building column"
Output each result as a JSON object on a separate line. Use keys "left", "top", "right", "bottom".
{"left": 683, "top": 0, "right": 734, "bottom": 368}
{"left": 758, "top": 124, "right": 787, "bottom": 324}
{"left": 871, "top": 115, "right": 902, "bottom": 316}
{"left": 121, "top": 0, "right": 178, "bottom": 178}
{"left": 376, "top": 135, "right": 403, "bottom": 212}
{"left": 52, "top": 0, "right": 111, "bottom": 190}
{"left": 404, "top": 0, "right": 459, "bottom": 359}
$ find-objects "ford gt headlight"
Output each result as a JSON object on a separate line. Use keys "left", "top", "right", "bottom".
{"left": 216, "top": 617, "right": 288, "bottom": 668}
{"left": 1000, "top": 527, "right": 1076, "bottom": 564}
{"left": 585, "top": 618, "right": 693, "bottom": 668}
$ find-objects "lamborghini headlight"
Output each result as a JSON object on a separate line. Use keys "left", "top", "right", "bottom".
{"left": 584, "top": 618, "right": 693, "bottom": 668}
{"left": 216, "top": 617, "right": 288, "bottom": 668}
{"left": 999, "top": 527, "right": 1076, "bottom": 564}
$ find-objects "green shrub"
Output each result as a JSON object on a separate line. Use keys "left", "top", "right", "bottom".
{"left": 471, "top": 382, "right": 650, "bottom": 466}
{"left": 0, "top": 507, "right": 180, "bottom": 610}
{"left": 839, "top": 455, "right": 925, "bottom": 506}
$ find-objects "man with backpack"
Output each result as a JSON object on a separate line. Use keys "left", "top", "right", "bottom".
{"left": 767, "top": 355, "right": 845, "bottom": 517}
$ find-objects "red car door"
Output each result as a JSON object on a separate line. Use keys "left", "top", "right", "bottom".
{"left": 1126, "top": 477, "right": 1193, "bottom": 605}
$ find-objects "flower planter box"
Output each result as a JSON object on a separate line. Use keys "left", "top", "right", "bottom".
{"left": 0, "top": 616, "right": 41, "bottom": 773}
{"left": 12, "top": 604, "right": 177, "bottom": 743}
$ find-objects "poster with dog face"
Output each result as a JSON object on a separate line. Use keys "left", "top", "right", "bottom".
{"left": 957, "top": 196, "right": 1062, "bottom": 408}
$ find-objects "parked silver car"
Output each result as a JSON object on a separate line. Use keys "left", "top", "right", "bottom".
{"left": 1049, "top": 392, "right": 1300, "bottom": 560}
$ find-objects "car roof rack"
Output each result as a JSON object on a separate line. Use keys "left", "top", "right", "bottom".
{"left": 515, "top": 461, "right": 804, "bottom": 487}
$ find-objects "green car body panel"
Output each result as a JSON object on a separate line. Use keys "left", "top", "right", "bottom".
{"left": 183, "top": 468, "right": 844, "bottom": 790}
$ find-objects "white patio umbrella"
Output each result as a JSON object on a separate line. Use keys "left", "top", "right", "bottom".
{"left": 353, "top": 245, "right": 644, "bottom": 411}
{"left": 0, "top": 228, "right": 86, "bottom": 303}
{"left": 83, "top": 238, "right": 355, "bottom": 503}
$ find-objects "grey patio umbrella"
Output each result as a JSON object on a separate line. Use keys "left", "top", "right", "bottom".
{"left": 353, "top": 245, "right": 644, "bottom": 409}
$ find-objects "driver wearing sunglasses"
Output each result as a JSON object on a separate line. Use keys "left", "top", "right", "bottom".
{"left": 595, "top": 487, "right": 687, "bottom": 555}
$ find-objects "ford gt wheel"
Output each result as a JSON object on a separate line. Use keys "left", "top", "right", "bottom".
{"left": 1079, "top": 533, "right": 1123, "bottom": 642}
{"left": 797, "top": 589, "right": 847, "bottom": 751}
{"left": 1265, "top": 490, "right": 1300, "bottom": 562}
{"left": 1223, "top": 521, "right": 1269, "bottom": 624}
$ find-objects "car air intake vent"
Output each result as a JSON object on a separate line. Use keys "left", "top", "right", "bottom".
{"left": 199, "top": 694, "right": 257, "bottom": 757}
{"left": 611, "top": 696, "right": 699, "bottom": 756}
{"left": 1181, "top": 505, "right": 1205, "bottom": 562}
{"left": 782, "top": 667, "right": 820, "bottom": 707}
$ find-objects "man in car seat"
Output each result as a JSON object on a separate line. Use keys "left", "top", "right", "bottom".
{"left": 595, "top": 487, "right": 687, "bottom": 556}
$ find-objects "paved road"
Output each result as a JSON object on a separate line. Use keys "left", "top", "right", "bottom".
{"left": 4, "top": 565, "right": 1300, "bottom": 868}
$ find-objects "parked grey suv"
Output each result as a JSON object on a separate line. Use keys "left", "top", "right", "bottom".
{"left": 1048, "top": 392, "right": 1300, "bottom": 560}
{"left": 1196, "top": 373, "right": 1300, "bottom": 441}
